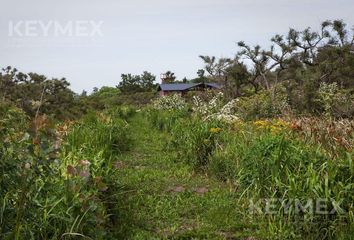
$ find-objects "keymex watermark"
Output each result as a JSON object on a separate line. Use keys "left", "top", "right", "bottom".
{"left": 8, "top": 20, "right": 103, "bottom": 38}
{"left": 248, "top": 198, "right": 346, "bottom": 215}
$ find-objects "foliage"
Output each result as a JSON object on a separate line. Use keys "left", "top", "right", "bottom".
{"left": 117, "top": 71, "right": 156, "bottom": 93}
{"left": 0, "top": 106, "right": 131, "bottom": 239}
{"left": 0, "top": 66, "right": 84, "bottom": 120}
{"left": 208, "top": 120, "right": 353, "bottom": 238}
{"left": 233, "top": 87, "right": 290, "bottom": 120}
{"left": 331, "top": 89, "right": 354, "bottom": 118}
{"left": 64, "top": 112, "right": 132, "bottom": 159}
{"left": 115, "top": 91, "right": 157, "bottom": 106}
{"left": 85, "top": 86, "right": 120, "bottom": 109}
{"left": 192, "top": 92, "right": 224, "bottom": 117}
{"left": 148, "top": 102, "right": 354, "bottom": 239}
{"left": 199, "top": 19, "right": 354, "bottom": 115}
{"left": 148, "top": 94, "right": 190, "bottom": 132}
{"left": 106, "top": 106, "right": 137, "bottom": 121}
{"left": 209, "top": 126, "right": 353, "bottom": 238}
{"left": 315, "top": 83, "right": 354, "bottom": 118}
{"left": 191, "top": 92, "right": 240, "bottom": 123}
{"left": 161, "top": 70, "right": 176, "bottom": 83}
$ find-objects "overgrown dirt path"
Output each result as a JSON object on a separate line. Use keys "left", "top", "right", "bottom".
{"left": 114, "top": 114, "right": 256, "bottom": 239}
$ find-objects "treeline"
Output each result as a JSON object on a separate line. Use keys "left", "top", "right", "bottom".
{"left": 198, "top": 19, "right": 354, "bottom": 117}
{"left": 1, "top": 19, "right": 354, "bottom": 119}
{"left": 0, "top": 68, "right": 157, "bottom": 119}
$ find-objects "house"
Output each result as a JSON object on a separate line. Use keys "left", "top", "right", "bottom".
{"left": 157, "top": 82, "right": 221, "bottom": 96}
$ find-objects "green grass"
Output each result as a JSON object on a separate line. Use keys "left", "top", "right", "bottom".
{"left": 113, "top": 113, "right": 258, "bottom": 239}
{"left": 2, "top": 104, "right": 352, "bottom": 239}
{"left": 112, "top": 111, "right": 354, "bottom": 239}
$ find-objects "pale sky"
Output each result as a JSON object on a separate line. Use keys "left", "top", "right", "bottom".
{"left": 1, "top": 0, "right": 354, "bottom": 93}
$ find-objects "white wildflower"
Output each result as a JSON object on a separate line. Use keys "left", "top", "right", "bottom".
{"left": 205, "top": 98, "right": 240, "bottom": 123}
{"left": 192, "top": 92, "right": 224, "bottom": 116}
{"left": 152, "top": 94, "right": 187, "bottom": 110}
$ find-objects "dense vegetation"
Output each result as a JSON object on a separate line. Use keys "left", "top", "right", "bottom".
{"left": 148, "top": 93, "right": 353, "bottom": 239}
{"left": 1, "top": 19, "right": 353, "bottom": 239}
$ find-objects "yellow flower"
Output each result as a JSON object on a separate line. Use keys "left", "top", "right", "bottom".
{"left": 274, "top": 119, "right": 291, "bottom": 128}
{"left": 209, "top": 127, "right": 222, "bottom": 133}
{"left": 254, "top": 120, "right": 269, "bottom": 128}
{"left": 270, "top": 125, "right": 281, "bottom": 134}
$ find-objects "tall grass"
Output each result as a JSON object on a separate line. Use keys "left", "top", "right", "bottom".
{"left": 147, "top": 108, "right": 189, "bottom": 132}
{"left": 64, "top": 111, "right": 131, "bottom": 159}
{"left": 169, "top": 117, "right": 225, "bottom": 169}
{"left": 0, "top": 104, "right": 133, "bottom": 239}
{"left": 148, "top": 106, "right": 354, "bottom": 239}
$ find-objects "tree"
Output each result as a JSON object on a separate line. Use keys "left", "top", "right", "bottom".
{"left": 117, "top": 71, "right": 157, "bottom": 93}
{"left": 191, "top": 69, "right": 208, "bottom": 83}
{"left": 225, "top": 61, "right": 250, "bottom": 98}
{"left": 199, "top": 55, "right": 251, "bottom": 98}
{"left": 140, "top": 71, "right": 156, "bottom": 90}
{"left": 237, "top": 42, "right": 278, "bottom": 91}
{"left": 161, "top": 71, "right": 176, "bottom": 83}
{"left": 0, "top": 66, "right": 26, "bottom": 102}
{"left": 0, "top": 66, "right": 83, "bottom": 119}
{"left": 199, "top": 55, "right": 233, "bottom": 85}
{"left": 117, "top": 73, "right": 142, "bottom": 93}
{"left": 287, "top": 22, "right": 331, "bottom": 66}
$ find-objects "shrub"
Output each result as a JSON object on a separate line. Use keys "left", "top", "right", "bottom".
{"left": 191, "top": 92, "right": 241, "bottom": 123}
{"left": 151, "top": 94, "right": 187, "bottom": 110}
{"left": 234, "top": 87, "right": 290, "bottom": 120}
{"left": 317, "top": 82, "right": 338, "bottom": 117}
{"left": 0, "top": 101, "right": 28, "bottom": 136}
{"left": 114, "top": 92, "right": 157, "bottom": 106}
{"left": 332, "top": 89, "right": 354, "bottom": 118}
{"left": 192, "top": 92, "right": 224, "bottom": 117}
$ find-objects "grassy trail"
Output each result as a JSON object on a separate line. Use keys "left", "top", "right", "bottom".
{"left": 113, "top": 113, "right": 256, "bottom": 239}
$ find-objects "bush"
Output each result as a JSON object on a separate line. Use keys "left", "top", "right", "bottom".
{"left": 332, "top": 89, "right": 354, "bottom": 118}
{"left": 115, "top": 92, "right": 156, "bottom": 106}
{"left": 0, "top": 101, "right": 28, "bottom": 137}
{"left": 234, "top": 87, "right": 289, "bottom": 120}
{"left": 151, "top": 94, "right": 187, "bottom": 110}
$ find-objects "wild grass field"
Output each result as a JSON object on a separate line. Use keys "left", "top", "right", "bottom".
{"left": 1, "top": 93, "right": 353, "bottom": 239}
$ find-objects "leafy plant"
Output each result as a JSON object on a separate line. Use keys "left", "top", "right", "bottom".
{"left": 0, "top": 106, "right": 131, "bottom": 239}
